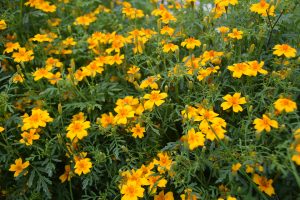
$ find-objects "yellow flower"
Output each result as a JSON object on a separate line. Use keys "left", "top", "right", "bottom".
{"left": 227, "top": 62, "right": 249, "bottom": 78}
{"left": 153, "top": 152, "right": 173, "bottom": 173}
{"left": 227, "top": 196, "right": 237, "bottom": 200}
{"left": 20, "top": 129, "right": 40, "bottom": 146}
{"left": 292, "top": 144, "right": 300, "bottom": 165}
{"left": 253, "top": 174, "right": 275, "bottom": 196}
{"left": 273, "top": 44, "right": 297, "bottom": 58}
{"left": 0, "top": 20, "right": 7, "bottom": 30}
{"left": 121, "top": 183, "right": 145, "bottom": 200}
{"left": 99, "top": 112, "right": 115, "bottom": 128}
{"left": 9, "top": 158, "right": 30, "bottom": 177}
{"left": 131, "top": 124, "right": 146, "bottom": 138}
{"left": 147, "top": 175, "right": 167, "bottom": 194}
{"left": 31, "top": 33, "right": 53, "bottom": 42}
{"left": 221, "top": 93, "right": 247, "bottom": 112}
{"left": 114, "top": 105, "right": 135, "bottom": 125}
{"left": 187, "top": 128, "right": 205, "bottom": 150}
{"left": 181, "top": 37, "right": 201, "bottom": 49}
{"left": 32, "top": 68, "right": 51, "bottom": 81}
{"left": 0, "top": 126, "right": 4, "bottom": 133}
{"left": 12, "top": 47, "right": 34, "bottom": 63}
{"left": 3, "top": 42, "right": 20, "bottom": 53}
{"left": 140, "top": 76, "right": 159, "bottom": 90}
{"left": 250, "top": 0, "right": 275, "bottom": 17}
{"left": 215, "top": 0, "right": 238, "bottom": 7}
{"left": 217, "top": 26, "right": 230, "bottom": 34}
{"left": 274, "top": 98, "right": 297, "bottom": 113}
{"left": 160, "top": 11, "right": 177, "bottom": 24}
{"left": 66, "top": 120, "right": 91, "bottom": 140}
{"left": 143, "top": 90, "right": 168, "bottom": 110}
{"left": 231, "top": 163, "right": 242, "bottom": 173}
{"left": 253, "top": 114, "right": 278, "bottom": 133}
{"left": 160, "top": 26, "right": 174, "bottom": 36}
{"left": 62, "top": 37, "right": 77, "bottom": 46}
{"left": 127, "top": 65, "right": 140, "bottom": 75}
{"left": 154, "top": 191, "right": 174, "bottom": 200}
{"left": 74, "top": 158, "right": 92, "bottom": 175}
{"left": 246, "top": 60, "right": 268, "bottom": 76}
{"left": 47, "top": 72, "right": 62, "bottom": 85}
{"left": 228, "top": 28, "right": 243, "bottom": 40}
{"left": 180, "top": 189, "right": 198, "bottom": 200}
{"left": 163, "top": 43, "right": 179, "bottom": 53}
{"left": 22, "top": 109, "right": 53, "bottom": 130}
{"left": 59, "top": 165, "right": 73, "bottom": 183}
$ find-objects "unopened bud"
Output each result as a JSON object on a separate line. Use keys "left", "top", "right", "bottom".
{"left": 248, "top": 44, "right": 255, "bottom": 54}
{"left": 58, "top": 103, "right": 62, "bottom": 115}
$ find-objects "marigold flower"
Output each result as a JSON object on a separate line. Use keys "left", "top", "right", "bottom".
{"left": 163, "top": 43, "right": 179, "bottom": 53}
{"left": 74, "top": 158, "right": 92, "bottom": 175}
{"left": 250, "top": 0, "right": 275, "bottom": 17}
{"left": 227, "top": 62, "right": 249, "bottom": 78}
{"left": 274, "top": 98, "right": 297, "bottom": 113}
{"left": 253, "top": 174, "right": 275, "bottom": 196}
{"left": 99, "top": 112, "right": 115, "bottom": 128}
{"left": 59, "top": 165, "right": 73, "bottom": 183}
{"left": 121, "top": 183, "right": 145, "bottom": 200}
{"left": 12, "top": 47, "right": 34, "bottom": 63}
{"left": 273, "top": 44, "right": 297, "bottom": 58}
{"left": 32, "top": 68, "right": 51, "bottom": 81}
{"left": 221, "top": 93, "right": 247, "bottom": 112}
{"left": 0, "top": 20, "right": 7, "bottom": 30}
{"left": 9, "top": 158, "right": 30, "bottom": 177}
{"left": 143, "top": 90, "right": 168, "bottom": 110}
{"left": 153, "top": 152, "right": 173, "bottom": 173}
{"left": 180, "top": 189, "right": 197, "bottom": 200}
{"left": 160, "top": 11, "right": 177, "bottom": 24}
{"left": 253, "top": 114, "right": 278, "bottom": 133}
{"left": 140, "top": 76, "right": 159, "bottom": 89}
{"left": 154, "top": 191, "right": 174, "bottom": 200}
{"left": 231, "top": 163, "right": 242, "bottom": 173}
{"left": 3, "top": 42, "right": 20, "bottom": 54}
{"left": 160, "top": 26, "right": 174, "bottom": 36}
{"left": 187, "top": 128, "right": 205, "bottom": 150}
{"left": 22, "top": 109, "right": 53, "bottom": 130}
{"left": 20, "top": 129, "right": 40, "bottom": 146}
{"left": 228, "top": 28, "right": 243, "bottom": 40}
{"left": 217, "top": 26, "right": 230, "bottom": 34}
{"left": 66, "top": 120, "right": 91, "bottom": 140}
{"left": 181, "top": 37, "right": 201, "bottom": 49}
{"left": 0, "top": 126, "right": 4, "bottom": 133}
{"left": 114, "top": 105, "right": 135, "bottom": 125}
{"left": 148, "top": 175, "right": 167, "bottom": 194}
{"left": 131, "top": 124, "right": 146, "bottom": 138}
{"left": 245, "top": 60, "right": 268, "bottom": 76}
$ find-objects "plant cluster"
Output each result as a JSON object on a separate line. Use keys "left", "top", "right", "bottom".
{"left": 0, "top": 0, "right": 299, "bottom": 199}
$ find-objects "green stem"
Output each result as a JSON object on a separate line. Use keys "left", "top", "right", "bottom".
{"left": 69, "top": 179, "right": 74, "bottom": 200}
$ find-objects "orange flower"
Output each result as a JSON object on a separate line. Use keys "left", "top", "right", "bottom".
{"left": 131, "top": 124, "right": 146, "bottom": 138}
{"left": 12, "top": 47, "right": 34, "bottom": 63}
{"left": 221, "top": 93, "right": 247, "bottom": 112}
{"left": 274, "top": 98, "right": 297, "bottom": 113}
{"left": 186, "top": 128, "right": 205, "bottom": 150}
{"left": 59, "top": 165, "right": 73, "bottom": 183}
{"left": 253, "top": 174, "right": 275, "bottom": 196}
{"left": 273, "top": 44, "right": 297, "bottom": 58}
{"left": 143, "top": 90, "right": 168, "bottom": 110}
{"left": 181, "top": 37, "right": 201, "bottom": 49}
{"left": 163, "top": 43, "right": 179, "bottom": 53}
{"left": 228, "top": 28, "right": 243, "bottom": 40}
{"left": 227, "top": 62, "right": 249, "bottom": 78}
{"left": 114, "top": 105, "right": 135, "bottom": 125}
{"left": 20, "top": 129, "right": 40, "bottom": 146}
{"left": 9, "top": 158, "right": 30, "bottom": 177}
{"left": 74, "top": 158, "right": 92, "bottom": 175}
{"left": 253, "top": 114, "right": 278, "bottom": 133}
